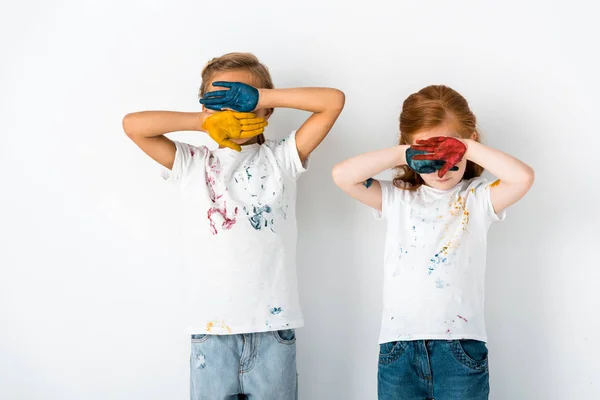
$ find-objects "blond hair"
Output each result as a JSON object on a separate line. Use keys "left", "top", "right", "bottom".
{"left": 199, "top": 53, "right": 274, "bottom": 145}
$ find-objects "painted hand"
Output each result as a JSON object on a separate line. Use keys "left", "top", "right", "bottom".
{"left": 406, "top": 148, "right": 459, "bottom": 175}
{"left": 200, "top": 81, "right": 259, "bottom": 112}
{"left": 202, "top": 111, "right": 267, "bottom": 151}
{"left": 409, "top": 137, "right": 467, "bottom": 177}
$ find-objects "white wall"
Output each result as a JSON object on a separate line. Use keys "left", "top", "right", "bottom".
{"left": 1, "top": 1, "right": 598, "bottom": 399}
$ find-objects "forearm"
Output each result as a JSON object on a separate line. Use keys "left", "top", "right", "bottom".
{"left": 333, "top": 145, "right": 409, "bottom": 187}
{"left": 464, "top": 139, "right": 534, "bottom": 185}
{"left": 122, "top": 111, "right": 206, "bottom": 138}
{"left": 257, "top": 88, "right": 345, "bottom": 114}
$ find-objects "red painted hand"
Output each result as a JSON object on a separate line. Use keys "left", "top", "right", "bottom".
{"left": 410, "top": 137, "right": 467, "bottom": 178}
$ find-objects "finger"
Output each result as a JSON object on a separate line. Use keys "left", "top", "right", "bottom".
{"left": 221, "top": 139, "right": 242, "bottom": 152}
{"left": 200, "top": 97, "right": 229, "bottom": 106}
{"left": 410, "top": 145, "right": 437, "bottom": 152}
{"left": 203, "top": 90, "right": 229, "bottom": 98}
{"left": 241, "top": 124, "right": 267, "bottom": 132}
{"left": 238, "top": 128, "right": 265, "bottom": 138}
{"left": 419, "top": 137, "right": 446, "bottom": 143}
{"left": 415, "top": 138, "right": 444, "bottom": 146}
{"left": 415, "top": 139, "right": 433, "bottom": 145}
{"left": 240, "top": 122, "right": 268, "bottom": 131}
{"left": 438, "top": 163, "right": 453, "bottom": 178}
{"left": 239, "top": 117, "right": 266, "bottom": 126}
{"left": 411, "top": 154, "right": 438, "bottom": 161}
{"left": 211, "top": 81, "right": 234, "bottom": 89}
{"left": 232, "top": 112, "right": 257, "bottom": 119}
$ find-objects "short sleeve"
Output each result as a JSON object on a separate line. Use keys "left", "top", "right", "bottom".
{"left": 470, "top": 178, "right": 507, "bottom": 224}
{"left": 264, "top": 131, "right": 308, "bottom": 180}
{"left": 373, "top": 180, "right": 412, "bottom": 220}
{"left": 161, "top": 141, "right": 207, "bottom": 182}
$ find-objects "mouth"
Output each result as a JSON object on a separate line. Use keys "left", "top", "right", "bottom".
{"left": 436, "top": 177, "right": 452, "bottom": 183}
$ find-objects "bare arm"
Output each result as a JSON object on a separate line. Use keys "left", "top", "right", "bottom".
{"left": 464, "top": 139, "right": 535, "bottom": 213}
{"left": 332, "top": 145, "right": 409, "bottom": 211}
{"left": 257, "top": 88, "right": 345, "bottom": 162}
{"left": 122, "top": 111, "right": 207, "bottom": 170}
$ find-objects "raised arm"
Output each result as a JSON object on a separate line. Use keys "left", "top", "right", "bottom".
{"left": 463, "top": 139, "right": 535, "bottom": 213}
{"left": 257, "top": 88, "right": 345, "bottom": 162}
{"left": 123, "top": 110, "right": 267, "bottom": 166}
{"left": 122, "top": 111, "right": 205, "bottom": 169}
{"left": 332, "top": 145, "right": 409, "bottom": 211}
{"left": 200, "top": 82, "right": 345, "bottom": 162}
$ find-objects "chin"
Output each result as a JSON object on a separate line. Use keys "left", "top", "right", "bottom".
{"left": 425, "top": 176, "right": 460, "bottom": 190}
{"left": 232, "top": 138, "right": 253, "bottom": 145}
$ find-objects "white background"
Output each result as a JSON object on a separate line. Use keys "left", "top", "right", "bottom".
{"left": 1, "top": 1, "right": 599, "bottom": 399}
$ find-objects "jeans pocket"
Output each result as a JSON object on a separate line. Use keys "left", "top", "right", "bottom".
{"left": 450, "top": 340, "right": 489, "bottom": 371}
{"left": 191, "top": 334, "right": 210, "bottom": 343}
{"left": 378, "top": 341, "right": 408, "bottom": 365}
{"left": 273, "top": 329, "right": 296, "bottom": 344}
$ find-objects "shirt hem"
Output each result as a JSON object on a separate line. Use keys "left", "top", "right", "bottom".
{"left": 187, "top": 319, "right": 304, "bottom": 336}
{"left": 378, "top": 333, "right": 488, "bottom": 344}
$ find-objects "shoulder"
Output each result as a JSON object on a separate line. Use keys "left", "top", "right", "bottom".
{"left": 263, "top": 131, "right": 296, "bottom": 150}
{"left": 380, "top": 179, "right": 416, "bottom": 205}
{"left": 174, "top": 141, "right": 210, "bottom": 159}
{"left": 463, "top": 177, "right": 496, "bottom": 196}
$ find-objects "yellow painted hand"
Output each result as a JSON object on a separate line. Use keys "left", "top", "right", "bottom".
{"left": 202, "top": 111, "right": 268, "bottom": 151}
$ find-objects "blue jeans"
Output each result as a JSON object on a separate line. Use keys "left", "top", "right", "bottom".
{"left": 190, "top": 330, "right": 297, "bottom": 400}
{"left": 378, "top": 340, "right": 490, "bottom": 400}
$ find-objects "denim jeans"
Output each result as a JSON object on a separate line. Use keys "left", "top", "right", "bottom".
{"left": 378, "top": 340, "right": 489, "bottom": 400}
{"left": 190, "top": 330, "right": 297, "bottom": 400}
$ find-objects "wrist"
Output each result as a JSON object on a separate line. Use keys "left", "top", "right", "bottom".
{"left": 397, "top": 144, "right": 410, "bottom": 165}
{"left": 462, "top": 138, "right": 475, "bottom": 159}
{"left": 197, "top": 111, "right": 209, "bottom": 132}
{"left": 256, "top": 88, "right": 272, "bottom": 109}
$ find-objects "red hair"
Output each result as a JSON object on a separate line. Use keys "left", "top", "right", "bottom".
{"left": 395, "top": 85, "right": 484, "bottom": 190}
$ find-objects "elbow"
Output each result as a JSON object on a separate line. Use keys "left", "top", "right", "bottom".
{"left": 511, "top": 165, "right": 535, "bottom": 192}
{"left": 324, "top": 89, "right": 345, "bottom": 114}
{"left": 122, "top": 113, "right": 137, "bottom": 138}
{"left": 332, "top": 89, "right": 346, "bottom": 112}
{"left": 331, "top": 162, "right": 348, "bottom": 189}
{"left": 524, "top": 166, "right": 535, "bottom": 189}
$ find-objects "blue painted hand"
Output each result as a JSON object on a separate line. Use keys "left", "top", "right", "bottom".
{"left": 406, "top": 148, "right": 459, "bottom": 175}
{"left": 200, "top": 81, "right": 259, "bottom": 112}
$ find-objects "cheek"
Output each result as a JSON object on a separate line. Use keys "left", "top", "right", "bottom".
{"left": 254, "top": 109, "right": 268, "bottom": 118}
{"left": 456, "top": 158, "right": 468, "bottom": 172}
{"left": 419, "top": 173, "right": 436, "bottom": 183}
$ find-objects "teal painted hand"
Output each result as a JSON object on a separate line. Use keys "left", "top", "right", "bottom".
{"left": 200, "top": 81, "right": 259, "bottom": 112}
{"left": 406, "top": 148, "right": 459, "bottom": 175}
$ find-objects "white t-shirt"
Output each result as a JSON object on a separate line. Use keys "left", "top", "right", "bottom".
{"left": 374, "top": 177, "right": 505, "bottom": 344}
{"left": 162, "top": 131, "right": 308, "bottom": 335}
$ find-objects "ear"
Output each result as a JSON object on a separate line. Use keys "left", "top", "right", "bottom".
{"left": 470, "top": 130, "right": 479, "bottom": 141}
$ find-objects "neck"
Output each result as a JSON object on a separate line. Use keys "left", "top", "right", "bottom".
{"left": 218, "top": 137, "right": 259, "bottom": 149}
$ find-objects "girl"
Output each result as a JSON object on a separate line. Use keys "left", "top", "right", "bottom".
{"left": 332, "top": 85, "right": 534, "bottom": 400}
{"left": 123, "top": 52, "right": 344, "bottom": 400}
